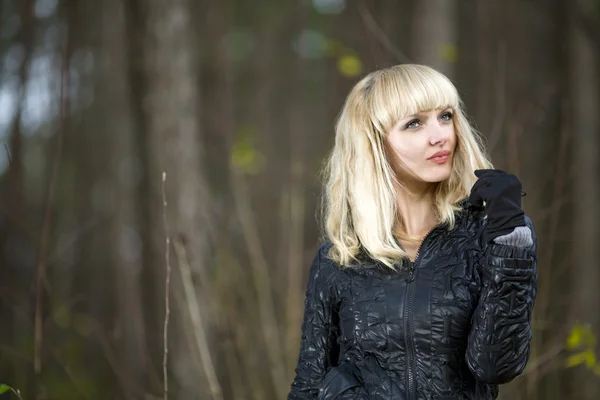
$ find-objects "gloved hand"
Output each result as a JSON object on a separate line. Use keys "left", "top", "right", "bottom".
{"left": 469, "top": 169, "right": 525, "bottom": 244}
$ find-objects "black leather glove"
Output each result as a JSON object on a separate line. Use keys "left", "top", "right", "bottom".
{"left": 469, "top": 169, "right": 525, "bottom": 244}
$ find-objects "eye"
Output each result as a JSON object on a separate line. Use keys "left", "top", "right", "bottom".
{"left": 440, "top": 110, "right": 454, "bottom": 122}
{"left": 404, "top": 119, "right": 421, "bottom": 130}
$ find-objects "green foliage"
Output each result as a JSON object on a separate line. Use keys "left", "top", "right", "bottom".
{"left": 0, "top": 384, "right": 23, "bottom": 399}
{"left": 565, "top": 322, "right": 600, "bottom": 375}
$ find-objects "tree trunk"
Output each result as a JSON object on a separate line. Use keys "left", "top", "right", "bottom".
{"left": 411, "top": 0, "right": 458, "bottom": 77}
{"left": 97, "top": 0, "right": 147, "bottom": 396}
{"left": 2, "top": 0, "right": 34, "bottom": 394}
{"left": 568, "top": 2, "right": 600, "bottom": 398}
{"left": 142, "top": 0, "right": 215, "bottom": 398}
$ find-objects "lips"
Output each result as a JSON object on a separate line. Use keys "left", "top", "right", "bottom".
{"left": 428, "top": 150, "right": 451, "bottom": 164}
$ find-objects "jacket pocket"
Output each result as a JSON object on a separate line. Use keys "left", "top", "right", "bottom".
{"left": 318, "top": 363, "right": 365, "bottom": 400}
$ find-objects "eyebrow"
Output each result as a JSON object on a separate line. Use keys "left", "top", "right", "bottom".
{"left": 400, "top": 108, "right": 452, "bottom": 121}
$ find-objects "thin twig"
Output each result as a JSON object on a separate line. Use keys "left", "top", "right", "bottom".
{"left": 487, "top": 40, "right": 507, "bottom": 153}
{"left": 527, "top": 97, "right": 572, "bottom": 394}
{"left": 357, "top": 0, "right": 411, "bottom": 64}
{"left": 519, "top": 342, "right": 566, "bottom": 379}
{"left": 162, "top": 171, "right": 171, "bottom": 400}
{"left": 573, "top": 5, "right": 600, "bottom": 48}
{"left": 220, "top": 249, "right": 268, "bottom": 400}
{"left": 173, "top": 239, "right": 223, "bottom": 400}
{"left": 537, "top": 104, "right": 571, "bottom": 319}
{"left": 95, "top": 324, "right": 140, "bottom": 397}
{"left": 231, "top": 170, "right": 288, "bottom": 399}
{"left": 0, "top": 385, "right": 23, "bottom": 400}
{"left": 50, "top": 348, "right": 94, "bottom": 400}
{"left": 3, "top": 143, "right": 12, "bottom": 164}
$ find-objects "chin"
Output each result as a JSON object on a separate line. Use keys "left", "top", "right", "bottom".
{"left": 421, "top": 167, "right": 453, "bottom": 183}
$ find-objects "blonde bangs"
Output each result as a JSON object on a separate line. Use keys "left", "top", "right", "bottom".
{"left": 368, "top": 65, "right": 461, "bottom": 135}
{"left": 322, "top": 64, "right": 492, "bottom": 269}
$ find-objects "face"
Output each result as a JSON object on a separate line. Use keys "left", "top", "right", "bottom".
{"left": 386, "top": 108, "right": 457, "bottom": 187}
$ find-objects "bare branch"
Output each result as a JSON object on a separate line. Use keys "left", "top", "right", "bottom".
{"left": 487, "top": 41, "right": 507, "bottom": 153}
{"left": 575, "top": 7, "right": 600, "bottom": 49}
{"left": 162, "top": 171, "right": 171, "bottom": 400}
{"left": 3, "top": 143, "right": 11, "bottom": 164}
{"left": 356, "top": 0, "right": 411, "bottom": 64}
{"left": 231, "top": 169, "right": 288, "bottom": 399}
{"left": 173, "top": 238, "right": 223, "bottom": 400}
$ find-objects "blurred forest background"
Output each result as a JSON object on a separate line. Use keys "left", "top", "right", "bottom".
{"left": 0, "top": 0, "right": 599, "bottom": 399}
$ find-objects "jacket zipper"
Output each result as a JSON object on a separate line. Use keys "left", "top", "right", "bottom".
{"left": 404, "top": 261, "right": 416, "bottom": 400}
{"left": 402, "top": 226, "right": 436, "bottom": 400}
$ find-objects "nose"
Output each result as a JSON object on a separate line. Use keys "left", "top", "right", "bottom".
{"left": 429, "top": 124, "right": 449, "bottom": 146}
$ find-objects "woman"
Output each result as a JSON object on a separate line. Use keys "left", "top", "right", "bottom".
{"left": 287, "top": 64, "right": 537, "bottom": 399}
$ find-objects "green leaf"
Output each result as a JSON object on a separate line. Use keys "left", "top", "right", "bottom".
{"left": 585, "top": 349, "right": 597, "bottom": 368}
{"left": 0, "top": 384, "right": 21, "bottom": 400}
{"left": 566, "top": 323, "right": 585, "bottom": 349}
{"left": 566, "top": 351, "right": 587, "bottom": 368}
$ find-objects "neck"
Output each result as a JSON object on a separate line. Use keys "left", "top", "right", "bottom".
{"left": 394, "top": 182, "right": 438, "bottom": 238}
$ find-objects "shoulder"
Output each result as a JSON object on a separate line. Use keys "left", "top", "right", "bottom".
{"left": 306, "top": 242, "right": 355, "bottom": 300}
{"left": 313, "top": 242, "right": 386, "bottom": 286}
{"left": 308, "top": 242, "right": 342, "bottom": 280}
{"left": 315, "top": 241, "right": 356, "bottom": 274}
{"left": 318, "top": 241, "right": 384, "bottom": 271}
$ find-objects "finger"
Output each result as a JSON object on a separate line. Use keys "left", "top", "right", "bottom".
{"left": 474, "top": 169, "right": 493, "bottom": 178}
{"left": 473, "top": 176, "right": 492, "bottom": 191}
{"left": 469, "top": 190, "right": 484, "bottom": 207}
{"left": 475, "top": 169, "right": 505, "bottom": 178}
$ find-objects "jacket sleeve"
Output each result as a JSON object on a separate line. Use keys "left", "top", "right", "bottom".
{"left": 288, "top": 246, "right": 339, "bottom": 399}
{"left": 466, "top": 216, "right": 537, "bottom": 384}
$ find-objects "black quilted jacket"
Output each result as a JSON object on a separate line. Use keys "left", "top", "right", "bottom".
{"left": 288, "top": 203, "right": 537, "bottom": 399}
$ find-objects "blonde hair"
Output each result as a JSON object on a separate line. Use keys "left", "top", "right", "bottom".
{"left": 321, "top": 64, "right": 493, "bottom": 268}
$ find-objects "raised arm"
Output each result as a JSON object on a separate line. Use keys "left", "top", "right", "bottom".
{"left": 465, "top": 169, "right": 537, "bottom": 383}
{"left": 466, "top": 217, "right": 537, "bottom": 383}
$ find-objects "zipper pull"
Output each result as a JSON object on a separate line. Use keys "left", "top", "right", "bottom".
{"left": 405, "top": 261, "right": 415, "bottom": 283}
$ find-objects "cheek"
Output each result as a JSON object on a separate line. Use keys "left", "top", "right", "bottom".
{"left": 388, "top": 135, "right": 420, "bottom": 163}
{"left": 448, "top": 127, "right": 458, "bottom": 149}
